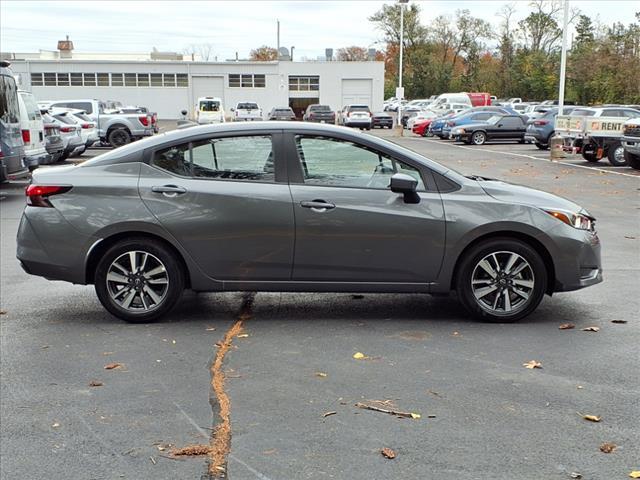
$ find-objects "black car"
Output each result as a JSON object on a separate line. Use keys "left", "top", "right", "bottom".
{"left": 451, "top": 115, "right": 526, "bottom": 145}
{"left": 268, "top": 107, "right": 296, "bottom": 121}
{"left": 303, "top": 104, "right": 335, "bottom": 123}
{"left": 372, "top": 112, "right": 394, "bottom": 129}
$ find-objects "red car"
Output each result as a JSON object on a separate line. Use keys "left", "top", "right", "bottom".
{"left": 412, "top": 118, "right": 433, "bottom": 137}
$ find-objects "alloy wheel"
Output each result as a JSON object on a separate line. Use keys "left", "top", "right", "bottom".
{"left": 472, "top": 132, "right": 486, "bottom": 145}
{"left": 471, "top": 251, "right": 535, "bottom": 316}
{"left": 106, "top": 251, "right": 169, "bottom": 312}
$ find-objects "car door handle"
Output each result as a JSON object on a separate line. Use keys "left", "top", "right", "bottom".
{"left": 300, "top": 200, "right": 336, "bottom": 211}
{"left": 151, "top": 185, "right": 187, "bottom": 196}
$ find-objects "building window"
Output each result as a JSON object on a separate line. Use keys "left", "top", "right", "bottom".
{"left": 254, "top": 74, "right": 265, "bottom": 87}
{"left": 70, "top": 73, "right": 83, "bottom": 86}
{"left": 31, "top": 73, "right": 44, "bottom": 86}
{"left": 125, "top": 73, "right": 137, "bottom": 87}
{"left": 137, "top": 73, "right": 150, "bottom": 87}
{"left": 176, "top": 74, "right": 189, "bottom": 87}
{"left": 57, "top": 73, "right": 70, "bottom": 86}
{"left": 229, "top": 74, "right": 240, "bottom": 87}
{"left": 241, "top": 74, "right": 253, "bottom": 87}
{"left": 84, "top": 73, "right": 97, "bottom": 86}
{"left": 43, "top": 73, "right": 56, "bottom": 86}
{"left": 111, "top": 73, "right": 124, "bottom": 86}
{"left": 289, "top": 76, "right": 319, "bottom": 91}
{"left": 163, "top": 74, "right": 176, "bottom": 87}
{"left": 97, "top": 73, "right": 109, "bottom": 86}
{"left": 150, "top": 73, "right": 163, "bottom": 87}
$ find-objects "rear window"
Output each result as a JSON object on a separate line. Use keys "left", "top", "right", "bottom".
{"left": 570, "top": 109, "right": 596, "bottom": 116}
{"left": 310, "top": 105, "right": 331, "bottom": 112}
{"left": 275, "top": 109, "right": 293, "bottom": 113}
{"left": 53, "top": 114, "right": 75, "bottom": 125}
{"left": 237, "top": 103, "right": 258, "bottom": 110}
{"left": 19, "top": 92, "right": 41, "bottom": 121}
{"left": 348, "top": 105, "right": 370, "bottom": 112}
{"left": 73, "top": 112, "right": 93, "bottom": 122}
{"left": 199, "top": 100, "right": 220, "bottom": 112}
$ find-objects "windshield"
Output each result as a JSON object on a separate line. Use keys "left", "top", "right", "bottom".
{"left": 199, "top": 100, "right": 220, "bottom": 112}
{"left": 0, "top": 74, "right": 20, "bottom": 124}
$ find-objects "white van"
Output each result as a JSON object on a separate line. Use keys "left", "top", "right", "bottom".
{"left": 428, "top": 93, "right": 473, "bottom": 109}
{"left": 196, "top": 97, "right": 225, "bottom": 124}
{"left": 17, "top": 90, "right": 47, "bottom": 170}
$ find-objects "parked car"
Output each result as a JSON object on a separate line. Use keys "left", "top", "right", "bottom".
{"left": 17, "top": 122, "right": 602, "bottom": 323}
{"left": 195, "top": 97, "right": 225, "bottom": 124}
{"left": 65, "top": 108, "right": 100, "bottom": 152}
{"left": 0, "top": 61, "right": 27, "bottom": 182}
{"left": 451, "top": 114, "right": 527, "bottom": 145}
{"left": 412, "top": 118, "right": 434, "bottom": 137}
{"left": 268, "top": 107, "right": 296, "bottom": 121}
{"left": 40, "top": 109, "right": 64, "bottom": 164}
{"left": 406, "top": 110, "right": 440, "bottom": 130}
{"left": 524, "top": 106, "right": 580, "bottom": 150}
{"left": 384, "top": 99, "right": 408, "bottom": 112}
{"left": 49, "top": 111, "right": 84, "bottom": 159}
{"left": 17, "top": 90, "right": 47, "bottom": 171}
{"left": 41, "top": 99, "right": 155, "bottom": 147}
{"left": 303, "top": 104, "right": 335, "bottom": 123}
{"left": 231, "top": 102, "right": 262, "bottom": 121}
{"left": 339, "top": 104, "right": 372, "bottom": 129}
{"left": 372, "top": 111, "right": 394, "bottom": 129}
{"left": 430, "top": 106, "right": 519, "bottom": 138}
{"left": 621, "top": 117, "right": 640, "bottom": 170}
{"left": 441, "top": 110, "right": 503, "bottom": 139}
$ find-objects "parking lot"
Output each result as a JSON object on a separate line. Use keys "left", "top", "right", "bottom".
{"left": 1, "top": 127, "right": 639, "bottom": 480}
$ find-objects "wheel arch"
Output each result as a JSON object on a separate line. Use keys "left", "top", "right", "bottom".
{"left": 85, "top": 231, "right": 191, "bottom": 288}
{"left": 449, "top": 231, "right": 556, "bottom": 295}
{"left": 106, "top": 123, "right": 132, "bottom": 137}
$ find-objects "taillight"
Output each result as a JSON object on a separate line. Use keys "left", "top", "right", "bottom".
{"left": 25, "top": 185, "right": 72, "bottom": 207}
{"left": 59, "top": 126, "right": 74, "bottom": 133}
{"left": 81, "top": 123, "right": 91, "bottom": 129}
{"left": 534, "top": 120, "right": 549, "bottom": 126}
{"left": 152, "top": 113, "right": 158, "bottom": 124}
{"left": 139, "top": 115, "right": 150, "bottom": 126}
{"left": 22, "top": 129, "right": 31, "bottom": 143}
{"left": 369, "top": 112, "right": 372, "bottom": 117}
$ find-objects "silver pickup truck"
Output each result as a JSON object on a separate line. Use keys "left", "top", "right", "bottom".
{"left": 41, "top": 99, "right": 156, "bottom": 147}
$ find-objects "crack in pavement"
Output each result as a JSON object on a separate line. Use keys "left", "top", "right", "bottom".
{"left": 206, "top": 293, "right": 255, "bottom": 479}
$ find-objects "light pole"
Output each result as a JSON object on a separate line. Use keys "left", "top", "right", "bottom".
{"left": 557, "top": 0, "right": 569, "bottom": 116}
{"left": 397, "top": 0, "right": 409, "bottom": 135}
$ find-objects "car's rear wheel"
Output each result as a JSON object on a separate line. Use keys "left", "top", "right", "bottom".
{"left": 607, "top": 142, "right": 627, "bottom": 166}
{"left": 456, "top": 238, "right": 547, "bottom": 323}
{"left": 94, "top": 238, "right": 185, "bottom": 323}
{"left": 471, "top": 131, "right": 486, "bottom": 145}
{"left": 535, "top": 142, "right": 548, "bottom": 150}
{"left": 108, "top": 128, "right": 132, "bottom": 148}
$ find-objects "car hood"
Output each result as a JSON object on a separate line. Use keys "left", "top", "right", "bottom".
{"left": 474, "top": 177, "right": 591, "bottom": 216}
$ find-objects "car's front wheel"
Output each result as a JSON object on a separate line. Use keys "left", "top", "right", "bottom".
{"left": 607, "top": 142, "right": 627, "bottom": 166}
{"left": 625, "top": 150, "right": 640, "bottom": 170}
{"left": 94, "top": 238, "right": 185, "bottom": 323}
{"left": 455, "top": 238, "right": 547, "bottom": 323}
{"left": 471, "top": 131, "right": 486, "bottom": 145}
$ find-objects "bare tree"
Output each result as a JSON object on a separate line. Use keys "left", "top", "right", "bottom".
{"left": 184, "top": 43, "right": 215, "bottom": 61}
{"left": 336, "top": 46, "right": 369, "bottom": 61}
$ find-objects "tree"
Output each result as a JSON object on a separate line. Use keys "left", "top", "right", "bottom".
{"left": 336, "top": 46, "right": 368, "bottom": 61}
{"left": 249, "top": 46, "right": 277, "bottom": 61}
{"left": 574, "top": 14, "right": 595, "bottom": 47}
{"left": 183, "top": 43, "right": 215, "bottom": 61}
{"left": 369, "top": 3, "right": 426, "bottom": 49}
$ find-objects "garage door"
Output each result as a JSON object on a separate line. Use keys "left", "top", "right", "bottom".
{"left": 191, "top": 76, "right": 225, "bottom": 107}
{"left": 341, "top": 79, "right": 372, "bottom": 108}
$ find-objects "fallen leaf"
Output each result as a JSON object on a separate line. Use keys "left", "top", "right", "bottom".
{"left": 581, "top": 326, "right": 600, "bottom": 332}
{"left": 410, "top": 413, "right": 421, "bottom": 419}
{"left": 262, "top": 449, "right": 277, "bottom": 455}
{"left": 569, "top": 473, "right": 582, "bottom": 479}
{"left": 314, "top": 372, "right": 327, "bottom": 378}
{"left": 611, "top": 320, "right": 628, "bottom": 324}
{"left": 427, "top": 390, "right": 441, "bottom": 397}
{"left": 323, "top": 411, "right": 337, "bottom": 418}
{"left": 0, "top": 310, "right": 6, "bottom": 315}
{"left": 236, "top": 334, "right": 249, "bottom": 338}
{"left": 171, "top": 444, "right": 211, "bottom": 456}
{"left": 104, "top": 363, "right": 123, "bottom": 370}
{"left": 630, "top": 472, "right": 640, "bottom": 479}
{"left": 51, "top": 422, "right": 60, "bottom": 428}
{"left": 41, "top": 345, "right": 49, "bottom": 349}
{"left": 523, "top": 360, "right": 542, "bottom": 369}
{"left": 582, "top": 414, "right": 601, "bottom": 422}
{"left": 559, "top": 323, "right": 575, "bottom": 330}
{"left": 102, "top": 352, "right": 114, "bottom": 355}
{"left": 89, "top": 380, "right": 103, "bottom": 387}
{"left": 599, "top": 442, "right": 616, "bottom": 453}
{"left": 149, "top": 456, "right": 156, "bottom": 465}
{"left": 353, "top": 352, "right": 369, "bottom": 360}
{"left": 381, "top": 447, "right": 396, "bottom": 459}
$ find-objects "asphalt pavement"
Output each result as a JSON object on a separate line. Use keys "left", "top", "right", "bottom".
{"left": 1, "top": 129, "right": 639, "bottom": 480}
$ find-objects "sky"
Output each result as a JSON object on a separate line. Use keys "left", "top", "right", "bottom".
{"left": 1, "top": 1, "right": 638, "bottom": 60}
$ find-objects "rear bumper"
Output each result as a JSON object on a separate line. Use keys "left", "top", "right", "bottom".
{"left": 344, "top": 120, "right": 372, "bottom": 128}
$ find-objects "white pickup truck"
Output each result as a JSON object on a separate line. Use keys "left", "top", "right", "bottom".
{"left": 621, "top": 117, "right": 640, "bottom": 170}
{"left": 231, "top": 102, "right": 263, "bottom": 121}
{"left": 555, "top": 106, "right": 640, "bottom": 166}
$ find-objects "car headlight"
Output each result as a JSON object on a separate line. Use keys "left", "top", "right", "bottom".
{"left": 544, "top": 209, "right": 595, "bottom": 231}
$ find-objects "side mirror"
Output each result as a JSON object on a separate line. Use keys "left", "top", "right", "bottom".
{"left": 230, "top": 107, "right": 235, "bottom": 112}
{"left": 389, "top": 173, "right": 420, "bottom": 204}
{"left": 498, "top": 123, "right": 503, "bottom": 127}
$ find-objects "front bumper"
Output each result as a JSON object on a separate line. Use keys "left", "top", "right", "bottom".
{"left": 621, "top": 136, "right": 640, "bottom": 155}
{"left": 552, "top": 227, "right": 603, "bottom": 292}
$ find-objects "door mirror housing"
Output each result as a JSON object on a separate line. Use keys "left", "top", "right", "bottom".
{"left": 389, "top": 173, "right": 420, "bottom": 204}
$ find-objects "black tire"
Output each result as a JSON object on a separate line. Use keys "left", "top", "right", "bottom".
{"left": 471, "top": 131, "right": 486, "bottom": 145}
{"left": 535, "top": 142, "right": 549, "bottom": 150}
{"left": 107, "top": 128, "right": 132, "bottom": 148}
{"left": 94, "top": 238, "right": 185, "bottom": 323}
{"left": 455, "top": 238, "right": 547, "bottom": 323}
{"left": 606, "top": 142, "right": 627, "bottom": 166}
{"left": 625, "top": 150, "right": 640, "bottom": 170}
{"left": 581, "top": 144, "right": 600, "bottom": 162}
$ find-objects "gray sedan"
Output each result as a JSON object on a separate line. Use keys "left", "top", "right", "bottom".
{"left": 17, "top": 122, "right": 602, "bottom": 323}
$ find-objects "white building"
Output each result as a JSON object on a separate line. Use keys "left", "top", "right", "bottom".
{"left": 7, "top": 55, "right": 384, "bottom": 119}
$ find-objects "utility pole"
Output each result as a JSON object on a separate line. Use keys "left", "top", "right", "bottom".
{"left": 397, "top": 0, "right": 409, "bottom": 135}
{"left": 558, "top": 0, "right": 569, "bottom": 116}
{"left": 277, "top": 20, "right": 280, "bottom": 54}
